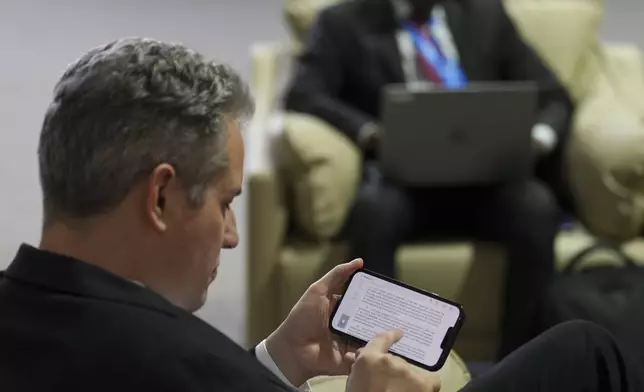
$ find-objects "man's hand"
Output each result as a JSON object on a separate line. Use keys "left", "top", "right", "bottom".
{"left": 364, "top": 129, "right": 381, "bottom": 152}
{"left": 265, "top": 259, "right": 363, "bottom": 386}
{"left": 346, "top": 330, "right": 442, "bottom": 392}
{"left": 358, "top": 122, "right": 382, "bottom": 154}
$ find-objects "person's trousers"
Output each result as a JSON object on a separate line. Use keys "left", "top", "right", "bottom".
{"left": 348, "top": 163, "right": 561, "bottom": 358}
{"left": 463, "top": 321, "right": 644, "bottom": 392}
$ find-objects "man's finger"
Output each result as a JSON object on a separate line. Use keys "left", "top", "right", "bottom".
{"left": 330, "top": 294, "right": 342, "bottom": 310}
{"left": 347, "top": 343, "right": 361, "bottom": 355}
{"left": 363, "top": 329, "right": 404, "bottom": 354}
{"left": 337, "top": 338, "right": 360, "bottom": 356}
{"left": 344, "top": 352, "right": 357, "bottom": 364}
{"left": 315, "top": 258, "right": 363, "bottom": 290}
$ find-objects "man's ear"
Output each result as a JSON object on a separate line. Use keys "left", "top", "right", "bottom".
{"left": 145, "top": 163, "right": 176, "bottom": 233}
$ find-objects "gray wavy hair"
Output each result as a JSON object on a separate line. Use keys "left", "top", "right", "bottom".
{"left": 38, "top": 37, "right": 254, "bottom": 224}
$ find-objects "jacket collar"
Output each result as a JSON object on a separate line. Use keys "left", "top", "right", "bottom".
{"left": 4, "top": 244, "right": 183, "bottom": 317}
{"left": 390, "top": 0, "right": 412, "bottom": 20}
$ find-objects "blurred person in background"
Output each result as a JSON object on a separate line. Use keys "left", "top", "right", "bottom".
{"left": 2, "top": 37, "right": 639, "bottom": 392}
{"left": 285, "top": 0, "right": 574, "bottom": 357}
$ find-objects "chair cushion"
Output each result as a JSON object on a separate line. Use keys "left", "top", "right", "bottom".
{"left": 568, "top": 82, "right": 644, "bottom": 242}
{"left": 280, "top": 113, "right": 362, "bottom": 239}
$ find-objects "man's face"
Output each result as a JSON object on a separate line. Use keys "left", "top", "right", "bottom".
{"left": 152, "top": 122, "right": 244, "bottom": 312}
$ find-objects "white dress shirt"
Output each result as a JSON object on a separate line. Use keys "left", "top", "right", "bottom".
{"left": 255, "top": 340, "right": 312, "bottom": 391}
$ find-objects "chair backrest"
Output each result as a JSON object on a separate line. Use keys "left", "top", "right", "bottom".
{"left": 504, "top": 0, "right": 604, "bottom": 101}
{"left": 282, "top": 0, "right": 606, "bottom": 101}
{"left": 283, "top": 0, "right": 341, "bottom": 51}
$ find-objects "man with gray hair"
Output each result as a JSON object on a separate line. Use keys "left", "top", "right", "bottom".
{"left": 0, "top": 37, "right": 642, "bottom": 392}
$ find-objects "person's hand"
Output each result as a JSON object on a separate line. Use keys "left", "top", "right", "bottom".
{"left": 265, "top": 259, "right": 363, "bottom": 386}
{"left": 358, "top": 122, "right": 382, "bottom": 153}
{"left": 364, "top": 129, "right": 381, "bottom": 151}
{"left": 346, "top": 330, "right": 442, "bottom": 392}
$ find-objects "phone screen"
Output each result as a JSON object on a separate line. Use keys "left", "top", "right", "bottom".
{"left": 330, "top": 270, "right": 464, "bottom": 371}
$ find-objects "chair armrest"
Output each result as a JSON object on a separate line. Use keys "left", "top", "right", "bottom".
{"left": 246, "top": 169, "right": 289, "bottom": 346}
{"left": 566, "top": 43, "right": 644, "bottom": 242}
{"left": 245, "top": 42, "right": 293, "bottom": 346}
{"left": 281, "top": 112, "right": 362, "bottom": 239}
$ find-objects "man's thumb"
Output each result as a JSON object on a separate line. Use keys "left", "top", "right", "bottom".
{"left": 318, "top": 258, "right": 363, "bottom": 288}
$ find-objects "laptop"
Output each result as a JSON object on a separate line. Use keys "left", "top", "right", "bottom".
{"left": 379, "top": 82, "right": 537, "bottom": 186}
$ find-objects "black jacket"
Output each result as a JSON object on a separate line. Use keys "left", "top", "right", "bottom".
{"left": 0, "top": 245, "right": 291, "bottom": 392}
{"left": 285, "top": 0, "right": 574, "bottom": 146}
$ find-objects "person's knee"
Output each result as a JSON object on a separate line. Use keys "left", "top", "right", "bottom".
{"left": 504, "top": 180, "right": 560, "bottom": 222}
{"left": 570, "top": 320, "right": 614, "bottom": 340}
{"left": 546, "top": 320, "right": 613, "bottom": 347}
{"left": 351, "top": 184, "right": 411, "bottom": 236}
{"left": 516, "top": 321, "right": 616, "bottom": 376}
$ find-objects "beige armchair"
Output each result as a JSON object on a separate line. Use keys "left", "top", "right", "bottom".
{"left": 246, "top": 0, "right": 644, "bottom": 388}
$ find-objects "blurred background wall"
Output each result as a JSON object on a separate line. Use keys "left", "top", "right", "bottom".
{"left": 601, "top": 0, "right": 642, "bottom": 47}
{"left": 0, "top": 0, "right": 640, "bottom": 346}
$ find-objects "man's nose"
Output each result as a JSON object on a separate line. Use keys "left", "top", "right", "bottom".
{"left": 223, "top": 209, "right": 239, "bottom": 249}
{"left": 223, "top": 230, "right": 239, "bottom": 249}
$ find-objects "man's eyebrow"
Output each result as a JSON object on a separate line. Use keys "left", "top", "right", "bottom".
{"left": 221, "top": 187, "right": 242, "bottom": 199}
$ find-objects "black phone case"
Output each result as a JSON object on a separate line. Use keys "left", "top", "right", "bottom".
{"left": 328, "top": 268, "right": 466, "bottom": 372}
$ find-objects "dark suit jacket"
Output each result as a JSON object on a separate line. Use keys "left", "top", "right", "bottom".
{"left": 0, "top": 245, "right": 291, "bottom": 392}
{"left": 285, "top": 0, "right": 574, "bottom": 146}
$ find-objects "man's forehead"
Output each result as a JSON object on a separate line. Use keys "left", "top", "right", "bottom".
{"left": 224, "top": 120, "right": 244, "bottom": 189}
{"left": 217, "top": 158, "right": 243, "bottom": 196}
{"left": 217, "top": 166, "right": 243, "bottom": 194}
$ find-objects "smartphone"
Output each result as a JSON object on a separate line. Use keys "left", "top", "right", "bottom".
{"left": 329, "top": 269, "right": 465, "bottom": 371}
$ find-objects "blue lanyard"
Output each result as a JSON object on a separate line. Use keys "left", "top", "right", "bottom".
{"left": 403, "top": 18, "right": 468, "bottom": 89}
